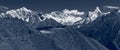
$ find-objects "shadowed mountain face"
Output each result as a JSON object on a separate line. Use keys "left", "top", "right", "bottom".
{"left": 0, "top": 18, "right": 62, "bottom": 50}
{"left": 79, "top": 10, "right": 120, "bottom": 50}
{"left": 0, "top": 7, "right": 120, "bottom": 50}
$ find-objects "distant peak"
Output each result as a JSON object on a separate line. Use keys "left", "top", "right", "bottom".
{"left": 0, "top": 7, "right": 35, "bottom": 22}
{"left": 6, "top": 7, "right": 33, "bottom": 15}
{"left": 87, "top": 7, "right": 102, "bottom": 22}
{"left": 43, "top": 9, "right": 85, "bottom": 25}
{"left": 94, "top": 7, "right": 102, "bottom": 13}
{"left": 20, "top": 7, "right": 27, "bottom": 9}
{"left": 18, "top": 7, "right": 32, "bottom": 12}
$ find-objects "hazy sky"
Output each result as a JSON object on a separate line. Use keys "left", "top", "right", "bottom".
{"left": 0, "top": 0, "right": 120, "bottom": 12}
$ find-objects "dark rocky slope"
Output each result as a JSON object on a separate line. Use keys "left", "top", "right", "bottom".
{"left": 78, "top": 10, "right": 120, "bottom": 50}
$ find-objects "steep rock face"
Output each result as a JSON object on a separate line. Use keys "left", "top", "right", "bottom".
{"left": 78, "top": 10, "right": 120, "bottom": 50}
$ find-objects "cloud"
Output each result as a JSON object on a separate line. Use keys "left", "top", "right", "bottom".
{"left": 104, "top": 6, "right": 120, "bottom": 9}
{"left": 0, "top": 6, "right": 8, "bottom": 9}
{"left": 0, "top": 6, "right": 9, "bottom": 12}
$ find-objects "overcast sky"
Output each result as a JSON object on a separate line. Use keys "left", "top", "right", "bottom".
{"left": 0, "top": 0, "right": 120, "bottom": 12}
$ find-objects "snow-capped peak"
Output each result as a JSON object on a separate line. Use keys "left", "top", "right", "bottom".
{"left": 94, "top": 7, "right": 102, "bottom": 13}
{"left": 43, "top": 9, "right": 85, "bottom": 25}
{"left": 86, "top": 7, "right": 110, "bottom": 23}
{"left": 0, "top": 7, "right": 35, "bottom": 22}
{"left": 87, "top": 7, "right": 102, "bottom": 22}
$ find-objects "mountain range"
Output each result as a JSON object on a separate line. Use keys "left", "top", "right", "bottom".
{"left": 0, "top": 6, "right": 120, "bottom": 50}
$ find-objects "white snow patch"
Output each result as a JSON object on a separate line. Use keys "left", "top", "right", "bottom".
{"left": 118, "top": 10, "right": 120, "bottom": 13}
{"left": 0, "top": 13, "right": 6, "bottom": 18}
{"left": 40, "top": 30, "right": 52, "bottom": 34}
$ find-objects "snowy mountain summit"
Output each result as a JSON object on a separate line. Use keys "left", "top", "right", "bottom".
{"left": 0, "top": 7, "right": 35, "bottom": 22}
{"left": 88, "top": 7, "right": 102, "bottom": 21}
{"left": 86, "top": 7, "right": 110, "bottom": 23}
{"left": 43, "top": 9, "right": 85, "bottom": 25}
